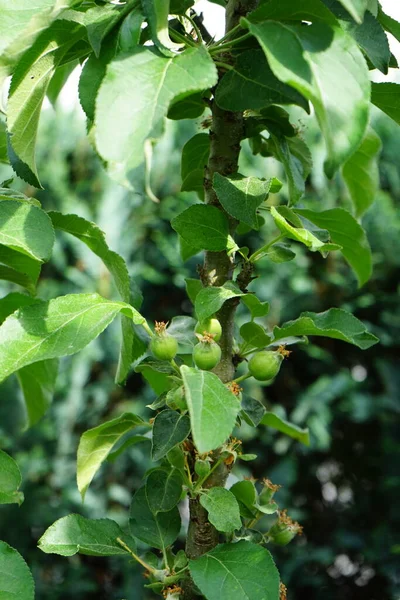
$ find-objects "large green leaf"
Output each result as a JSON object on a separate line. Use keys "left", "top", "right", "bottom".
{"left": 336, "top": 0, "right": 369, "bottom": 22}
{"left": 0, "top": 200, "right": 54, "bottom": 261}
{"left": 190, "top": 540, "right": 280, "bottom": 600}
{"left": 0, "top": 0, "right": 75, "bottom": 81}
{"left": 200, "top": 488, "right": 242, "bottom": 533}
{"left": 181, "top": 366, "right": 241, "bottom": 453}
{"left": 0, "top": 292, "right": 36, "bottom": 324}
{"left": 129, "top": 485, "right": 181, "bottom": 549}
{"left": 38, "top": 514, "right": 135, "bottom": 556}
{"left": 95, "top": 46, "right": 217, "bottom": 177}
{"left": 213, "top": 174, "right": 271, "bottom": 229}
{"left": 7, "top": 21, "right": 86, "bottom": 186}
{"left": 0, "top": 449, "right": 24, "bottom": 505}
{"left": 0, "top": 293, "right": 145, "bottom": 383}
{"left": 243, "top": 19, "right": 370, "bottom": 176}
{"left": 0, "top": 253, "right": 40, "bottom": 294}
{"left": 342, "top": 129, "right": 381, "bottom": 217}
{"left": 371, "top": 83, "right": 400, "bottom": 125}
{"left": 17, "top": 359, "right": 59, "bottom": 428}
{"left": 171, "top": 205, "right": 232, "bottom": 252}
{"left": 49, "top": 211, "right": 144, "bottom": 383}
{"left": 77, "top": 412, "right": 145, "bottom": 500}
{"left": 0, "top": 542, "right": 34, "bottom": 600}
{"left": 240, "top": 322, "right": 271, "bottom": 349}
{"left": 180, "top": 133, "right": 210, "bottom": 199}
{"left": 270, "top": 206, "right": 341, "bottom": 255}
{"left": 248, "top": 0, "right": 337, "bottom": 23}
{"left": 146, "top": 468, "right": 182, "bottom": 513}
{"left": 273, "top": 308, "right": 378, "bottom": 349}
{"left": 295, "top": 207, "right": 372, "bottom": 285}
{"left": 195, "top": 284, "right": 245, "bottom": 322}
{"left": 215, "top": 49, "right": 309, "bottom": 113}
{"left": 260, "top": 412, "right": 310, "bottom": 446}
{"left": 151, "top": 409, "right": 191, "bottom": 461}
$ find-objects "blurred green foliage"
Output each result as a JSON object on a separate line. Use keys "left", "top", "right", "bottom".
{"left": 0, "top": 95, "right": 399, "bottom": 599}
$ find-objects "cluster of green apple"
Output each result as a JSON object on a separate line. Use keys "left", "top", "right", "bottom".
{"left": 149, "top": 318, "right": 283, "bottom": 380}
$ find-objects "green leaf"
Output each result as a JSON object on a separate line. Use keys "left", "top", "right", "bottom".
{"left": 146, "top": 468, "right": 182, "bottom": 513}
{"left": 348, "top": 11, "right": 391, "bottom": 74}
{"left": 0, "top": 542, "right": 34, "bottom": 600}
{"left": 190, "top": 540, "right": 280, "bottom": 600}
{"left": 295, "top": 207, "right": 372, "bottom": 285}
{"left": 215, "top": 49, "right": 309, "bottom": 113}
{"left": 7, "top": 21, "right": 85, "bottom": 186}
{"left": 342, "top": 129, "right": 381, "bottom": 217}
{"left": 243, "top": 19, "right": 370, "bottom": 176}
{"left": 0, "top": 263, "right": 38, "bottom": 294}
{"left": 0, "top": 293, "right": 145, "bottom": 383}
{"left": 49, "top": 211, "right": 144, "bottom": 383}
{"left": 371, "top": 83, "right": 400, "bottom": 125}
{"left": 258, "top": 243, "right": 296, "bottom": 263}
{"left": 107, "top": 434, "right": 150, "bottom": 463}
{"left": 0, "top": 200, "right": 54, "bottom": 261}
{"left": 214, "top": 173, "right": 271, "bottom": 229}
{"left": 38, "top": 514, "right": 135, "bottom": 556}
{"left": 47, "top": 59, "right": 78, "bottom": 106}
{"left": 229, "top": 480, "right": 257, "bottom": 519}
{"left": 95, "top": 46, "right": 217, "bottom": 176}
{"left": 240, "top": 322, "right": 271, "bottom": 349}
{"left": 17, "top": 359, "right": 58, "bottom": 428}
{"left": 378, "top": 8, "right": 400, "bottom": 43}
{"left": 130, "top": 485, "right": 181, "bottom": 549}
{"left": 0, "top": 292, "right": 35, "bottom": 324}
{"left": 336, "top": 0, "right": 369, "bottom": 22}
{"left": 269, "top": 135, "right": 310, "bottom": 205}
{"left": 249, "top": 0, "right": 338, "bottom": 23}
{"left": 181, "top": 133, "right": 210, "bottom": 198}
{"left": 241, "top": 397, "right": 266, "bottom": 427}
{"left": 151, "top": 409, "right": 191, "bottom": 461}
{"left": 181, "top": 366, "right": 241, "bottom": 453}
{"left": 142, "top": 0, "right": 182, "bottom": 56}
{"left": 84, "top": 3, "right": 127, "bottom": 57}
{"left": 0, "top": 244, "right": 41, "bottom": 295}
{"left": 273, "top": 308, "right": 378, "bottom": 349}
{"left": 79, "top": 35, "right": 118, "bottom": 121}
{"left": 171, "top": 205, "right": 231, "bottom": 252}
{"left": 0, "top": 449, "right": 24, "bottom": 505}
{"left": 200, "top": 488, "right": 242, "bottom": 533}
{"left": 241, "top": 295, "right": 270, "bottom": 318}
{"left": 261, "top": 412, "right": 310, "bottom": 446}
{"left": 195, "top": 284, "right": 245, "bottom": 322}
{"left": 270, "top": 206, "right": 341, "bottom": 255}
{"left": 168, "top": 92, "right": 206, "bottom": 120}
{"left": 77, "top": 412, "right": 145, "bottom": 500}
{"left": 0, "top": 120, "right": 8, "bottom": 164}
{"left": 135, "top": 357, "right": 175, "bottom": 395}
{"left": 185, "top": 278, "right": 203, "bottom": 305}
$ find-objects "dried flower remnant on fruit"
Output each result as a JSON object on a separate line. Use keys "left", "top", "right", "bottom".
{"left": 163, "top": 585, "right": 182, "bottom": 599}
{"left": 280, "top": 582, "right": 287, "bottom": 600}
{"left": 263, "top": 478, "right": 282, "bottom": 493}
{"left": 278, "top": 509, "right": 303, "bottom": 534}
{"left": 155, "top": 321, "right": 168, "bottom": 334}
{"left": 277, "top": 345, "right": 292, "bottom": 358}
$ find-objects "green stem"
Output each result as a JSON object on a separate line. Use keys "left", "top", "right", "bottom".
{"left": 232, "top": 372, "right": 251, "bottom": 384}
{"left": 116, "top": 538, "right": 157, "bottom": 573}
{"left": 193, "top": 457, "right": 225, "bottom": 493}
{"left": 210, "top": 23, "right": 241, "bottom": 47}
{"left": 214, "top": 61, "right": 234, "bottom": 71}
{"left": 169, "top": 28, "right": 197, "bottom": 47}
{"left": 250, "top": 234, "right": 285, "bottom": 263}
{"left": 209, "top": 32, "right": 253, "bottom": 54}
{"left": 182, "top": 14, "right": 203, "bottom": 43}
